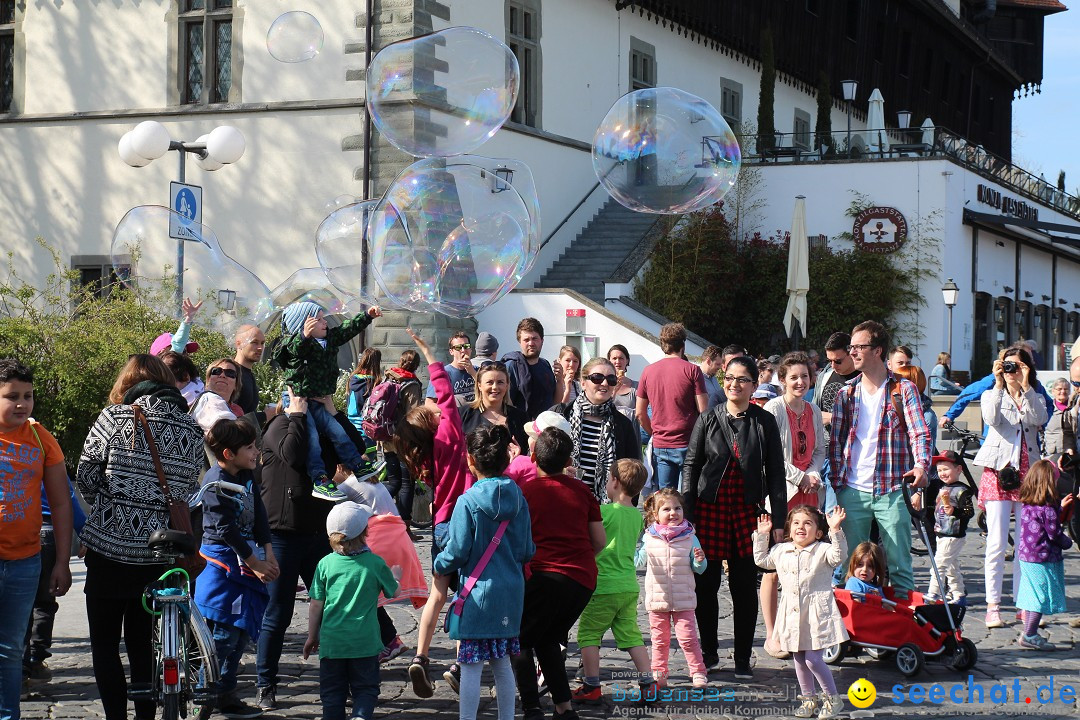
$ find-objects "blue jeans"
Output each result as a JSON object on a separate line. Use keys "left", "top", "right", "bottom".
{"left": 653, "top": 446, "right": 688, "bottom": 491}
{"left": 23, "top": 529, "right": 57, "bottom": 668}
{"left": 209, "top": 622, "right": 248, "bottom": 694}
{"left": 256, "top": 532, "right": 330, "bottom": 689}
{"left": 837, "top": 485, "right": 914, "bottom": 593}
{"left": 320, "top": 656, "right": 379, "bottom": 720}
{"left": 0, "top": 554, "right": 41, "bottom": 720}
{"left": 305, "top": 402, "right": 366, "bottom": 481}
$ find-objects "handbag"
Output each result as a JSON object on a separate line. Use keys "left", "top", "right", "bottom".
{"left": 132, "top": 405, "right": 206, "bottom": 577}
{"left": 442, "top": 519, "right": 510, "bottom": 636}
{"left": 997, "top": 464, "right": 1021, "bottom": 492}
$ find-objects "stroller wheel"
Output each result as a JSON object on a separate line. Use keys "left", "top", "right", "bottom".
{"left": 949, "top": 638, "right": 978, "bottom": 671}
{"left": 866, "top": 647, "right": 891, "bottom": 660}
{"left": 822, "top": 643, "right": 845, "bottom": 665}
{"left": 895, "top": 643, "right": 925, "bottom": 677}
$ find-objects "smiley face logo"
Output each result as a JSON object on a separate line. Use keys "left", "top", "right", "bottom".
{"left": 847, "top": 678, "right": 877, "bottom": 708}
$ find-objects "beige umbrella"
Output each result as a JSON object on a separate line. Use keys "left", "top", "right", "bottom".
{"left": 921, "top": 117, "right": 936, "bottom": 147}
{"left": 784, "top": 195, "right": 810, "bottom": 348}
{"left": 867, "top": 88, "right": 890, "bottom": 153}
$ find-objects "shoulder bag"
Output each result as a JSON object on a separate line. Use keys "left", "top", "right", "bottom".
{"left": 442, "top": 519, "right": 510, "bottom": 635}
{"left": 132, "top": 405, "right": 206, "bottom": 577}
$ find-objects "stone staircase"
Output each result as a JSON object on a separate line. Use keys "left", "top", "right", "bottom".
{"left": 536, "top": 199, "right": 661, "bottom": 303}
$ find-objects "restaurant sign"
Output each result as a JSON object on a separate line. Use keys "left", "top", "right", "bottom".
{"left": 852, "top": 207, "right": 908, "bottom": 254}
{"left": 977, "top": 184, "right": 1039, "bottom": 221}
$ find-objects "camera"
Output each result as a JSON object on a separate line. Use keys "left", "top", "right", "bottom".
{"left": 1001, "top": 360, "right": 1019, "bottom": 374}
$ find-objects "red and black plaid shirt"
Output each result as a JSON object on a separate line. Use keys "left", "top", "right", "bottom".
{"left": 695, "top": 460, "right": 758, "bottom": 561}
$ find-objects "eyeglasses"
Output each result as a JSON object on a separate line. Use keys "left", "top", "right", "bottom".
{"left": 450, "top": 343, "right": 471, "bottom": 351}
{"left": 1072, "top": 380, "right": 1080, "bottom": 389}
{"left": 797, "top": 430, "right": 807, "bottom": 455}
{"left": 723, "top": 375, "right": 755, "bottom": 386}
{"left": 209, "top": 367, "right": 238, "bottom": 379}
{"left": 829, "top": 356, "right": 847, "bottom": 365}
{"left": 585, "top": 373, "right": 618, "bottom": 386}
{"left": 847, "top": 344, "right": 874, "bottom": 354}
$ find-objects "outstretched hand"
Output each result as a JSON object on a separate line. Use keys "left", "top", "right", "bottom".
{"left": 182, "top": 297, "right": 203, "bottom": 323}
{"left": 406, "top": 328, "right": 437, "bottom": 365}
{"left": 756, "top": 513, "right": 772, "bottom": 535}
{"left": 827, "top": 506, "right": 846, "bottom": 532}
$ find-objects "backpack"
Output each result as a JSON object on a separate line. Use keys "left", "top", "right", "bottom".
{"left": 362, "top": 380, "right": 403, "bottom": 441}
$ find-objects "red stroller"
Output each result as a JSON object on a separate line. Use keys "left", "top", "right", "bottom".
{"left": 822, "top": 480, "right": 977, "bottom": 677}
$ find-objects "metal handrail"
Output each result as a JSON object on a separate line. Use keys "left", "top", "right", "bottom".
{"left": 538, "top": 181, "right": 603, "bottom": 251}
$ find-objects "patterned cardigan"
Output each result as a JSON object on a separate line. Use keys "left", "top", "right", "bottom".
{"left": 76, "top": 394, "right": 203, "bottom": 563}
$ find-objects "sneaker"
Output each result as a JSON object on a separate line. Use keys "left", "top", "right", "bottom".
{"left": 571, "top": 683, "right": 602, "bottom": 704}
{"left": 637, "top": 681, "right": 660, "bottom": 705}
{"left": 378, "top": 636, "right": 409, "bottom": 664}
{"left": 522, "top": 707, "right": 546, "bottom": 720}
{"left": 553, "top": 709, "right": 580, "bottom": 720}
{"left": 1018, "top": 633, "right": 1055, "bottom": 650}
{"left": 984, "top": 608, "right": 1005, "bottom": 628}
{"left": 923, "top": 593, "right": 941, "bottom": 604}
{"left": 692, "top": 674, "right": 708, "bottom": 689}
{"left": 443, "top": 663, "right": 461, "bottom": 695}
{"left": 254, "top": 686, "right": 277, "bottom": 711}
{"left": 703, "top": 654, "right": 722, "bottom": 673}
{"left": 948, "top": 595, "right": 968, "bottom": 607}
{"left": 311, "top": 476, "right": 346, "bottom": 501}
{"left": 25, "top": 662, "right": 52, "bottom": 683}
{"left": 793, "top": 694, "right": 820, "bottom": 718}
{"left": 218, "top": 693, "right": 265, "bottom": 719}
{"left": 354, "top": 459, "right": 388, "bottom": 484}
{"left": 818, "top": 693, "right": 845, "bottom": 719}
{"left": 408, "top": 656, "right": 435, "bottom": 698}
{"left": 733, "top": 662, "right": 753, "bottom": 680}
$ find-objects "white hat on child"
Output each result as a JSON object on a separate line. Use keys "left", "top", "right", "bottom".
{"left": 525, "top": 410, "right": 573, "bottom": 439}
{"left": 326, "top": 501, "right": 371, "bottom": 540}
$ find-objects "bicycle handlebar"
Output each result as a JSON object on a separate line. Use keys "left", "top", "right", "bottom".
{"left": 187, "top": 479, "right": 246, "bottom": 509}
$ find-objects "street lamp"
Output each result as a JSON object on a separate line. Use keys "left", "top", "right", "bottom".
{"left": 118, "top": 120, "right": 246, "bottom": 311}
{"left": 897, "top": 110, "right": 912, "bottom": 144}
{"left": 842, "top": 79, "right": 858, "bottom": 156}
{"left": 942, "top": 277, "right": 959, "bottom": 360}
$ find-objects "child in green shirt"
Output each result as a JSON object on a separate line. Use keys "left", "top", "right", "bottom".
{"left": 572, "top": 459, "right": 654, "bottom": 704}
{"left": 304, "top": 502, "right": 398, "bottom": 720}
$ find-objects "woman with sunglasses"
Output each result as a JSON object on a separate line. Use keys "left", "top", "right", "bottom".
{"left": 549, "top": 358, "right": 641, "bottom": 502}
{"left": 460, "top": 363, "right": 530, "bottom": 455}
{"left": 682, "top": 355, "right": 786, "bottom": 680}
{"left": 759, "top": 352, "right": 827, "bottom": 658}
{"left": 972, "top": 344, "right": 1048, "bottom": 629}
{"left": 191, "top": 358, "right": 251, "bottom": 434}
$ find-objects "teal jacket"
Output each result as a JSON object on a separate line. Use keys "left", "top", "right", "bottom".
{"left": 272, "top": 313, "right": 373, "bottom": 397}
{"left": 433, "top": 475, "right": 534, "bottom": 639}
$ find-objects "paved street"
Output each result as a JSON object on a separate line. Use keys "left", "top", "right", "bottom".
{"left": 23, "top": 523, "right": 1080, "bottom": 720}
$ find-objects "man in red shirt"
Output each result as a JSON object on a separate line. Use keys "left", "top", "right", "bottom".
{"left": 517, "top": 428, "right": 605, "bottom": 720}
{"left": 636, "top": 323, "right": 708, "bottom": 490}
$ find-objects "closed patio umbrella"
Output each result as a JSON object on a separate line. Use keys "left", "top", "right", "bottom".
{"left": 921, "top": 117, "right": 936, "bottom": 147}
{"left": 784, "top": 196, "right": 810, "bottom": 349}
{"left": 866, "top": 88, "right": 889, "bottom": 153}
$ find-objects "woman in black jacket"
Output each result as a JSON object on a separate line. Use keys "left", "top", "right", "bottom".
{"left": 551, "top": 357, "right": 641, "bottom": 502}
{"left": 681, "top": 355, "right": 786, "bottom": 680}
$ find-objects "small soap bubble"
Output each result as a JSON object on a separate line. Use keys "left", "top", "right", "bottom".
{"left": 592, "top": 87, "right": 741, "bottom": 214}
{"left": 367, "top": 26, "right": 518, "bottom": 157}
{"left": 267, "top": 11, "right": 324, "bottom": 63}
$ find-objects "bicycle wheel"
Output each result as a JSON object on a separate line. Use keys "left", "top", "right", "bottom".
{"left": 187, "top": 605, "right": 221, "bottom": 710}
{"left": 162, "top": 693, "right": 180, "bottom": 720}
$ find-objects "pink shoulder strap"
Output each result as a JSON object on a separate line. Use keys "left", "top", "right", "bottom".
{"left": 453, "top": 519, "right": 510, "bottom": 614}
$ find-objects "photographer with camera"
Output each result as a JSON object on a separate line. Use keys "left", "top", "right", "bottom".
{"left": 972, "top": 345, "right": 1047, "bottom": 629}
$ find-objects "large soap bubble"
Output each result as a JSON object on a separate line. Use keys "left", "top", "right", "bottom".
{"left": 267, "top": 11, "right": 324, "bottom": 63}
{"left": 367, "top": 156, "right": 538, "bottom": 317}
{"left": 592, "top": 87, "right": 741, "bottom": 214}
{"left": 367, "top": 26, "right": 519, "bottom": 158}
{"left": 111, "top": 205, "right": 275, "bottom": 335}
{"left": 314, "top": 200, "right": 384, "bottom": 306}
{"left": 271, "top": 267, "right": 353, "bottom": 317}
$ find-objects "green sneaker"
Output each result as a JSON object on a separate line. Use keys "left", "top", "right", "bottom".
{"left": 311, "top": 477, "right": 346, "bottom": 501}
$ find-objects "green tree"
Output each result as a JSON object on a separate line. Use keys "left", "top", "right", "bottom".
{"left": 756, "top": 27, "right": 776, "bottom": 153}
{"left": 814, "top": 71, "right": 834, "bottom": 155}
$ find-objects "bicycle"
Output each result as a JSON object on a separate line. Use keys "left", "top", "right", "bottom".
{"left": 131, "top": 479, "right": 245, "bottom": 720}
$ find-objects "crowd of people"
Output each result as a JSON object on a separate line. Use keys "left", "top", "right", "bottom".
{"left": 0, "top": 302, "right": 1077, "bottom": 720}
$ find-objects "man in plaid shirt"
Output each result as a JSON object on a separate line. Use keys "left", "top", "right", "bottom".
{"left": 828, "top": 321, "right": 932, "bottom": 596}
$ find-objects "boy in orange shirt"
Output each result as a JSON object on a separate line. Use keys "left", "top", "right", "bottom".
{"left": 0, "top": 359, "right": 73, "bottom": 719}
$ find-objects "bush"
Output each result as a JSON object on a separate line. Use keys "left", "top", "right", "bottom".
{"left": 0, "top": 239, "right": 283, "bottom": 467}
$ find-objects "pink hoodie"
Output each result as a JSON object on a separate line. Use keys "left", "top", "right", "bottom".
{"left": 428, "top": 362, "right": 473, "bottom": 525}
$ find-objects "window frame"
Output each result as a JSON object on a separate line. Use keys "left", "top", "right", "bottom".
{"left": 793, "top": 108, "right": 812, "bottom": 150}
{"left": 628, "top": 37, "right": 657, "bottom": 91}
{"left": 177, "top": 0, "right": 238, "bottom": 106}
{"left": 506, "top": 0, "right": 542, "bottom": 128}
{"left": 70, "top": 255, "right": 130, "bottom": 301}
{"left": 0, "top": 0, "right": 22, "bottom": 114}
{"left": 719, "top": 78, "right": 742, "bottom": 134}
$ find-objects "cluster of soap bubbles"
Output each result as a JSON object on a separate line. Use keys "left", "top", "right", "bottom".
{"left": 267, "top": 11, "right": 324, "bottom": 63}
{"left": 592, "top": 86, "right": 742, "bottom": 214}
{"left": 111, "top": 206, "right": 275, "bottom": 336}
{"left": 309, "top": 26, "right": 540, "bottom": 318}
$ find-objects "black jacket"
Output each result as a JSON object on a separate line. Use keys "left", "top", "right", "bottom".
{"left": 460, "top": 404, "right": 531, "bottom": 453}
{"left": 257, "top": 410, "right": 366, "bottom": 534}
{"left": 681, "top": 403, "right": 787, "bottom": 528}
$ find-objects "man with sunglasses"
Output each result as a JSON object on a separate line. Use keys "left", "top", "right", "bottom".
{"left": 813, "top": 332, "right": 859, "bottom": 430}
{"left": 828, "top": 321, "right": 933, "bottom": 599}
{"left": 636, "top": 323, "right": 708, "bottom": 490}
{"left": 424, "top": 331, "right": 476, "bottom": 410}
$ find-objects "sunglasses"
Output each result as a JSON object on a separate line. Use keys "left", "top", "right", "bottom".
{"left": 451, "top": 343, "right": 471, "bottom": 351}
{"left": 1072, "top": 380, "right": 1080, "bottom": 389}
{"left": 829, "top": 356, "right": 847, "bottom": 365}
{"left": 797, "top": 430, "right": 807, "bottom": 455}
{"left": 585, "top": 373, "right": 619, "bottom": 386}
{"left": 209, "top": 367, "right": 238, "bottom": 379}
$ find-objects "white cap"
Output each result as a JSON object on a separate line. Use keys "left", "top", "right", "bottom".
{"left": 326, "top": 502, "right": 371, "bottom": 540}
{"left": 525, "top": 410, "right": 573, "bottom": 439}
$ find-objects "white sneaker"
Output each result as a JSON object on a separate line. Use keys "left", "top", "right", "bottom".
{"left": 793, "top": 695, "right": 820, "bottom": 718}
{"left": 818, "top": 693, "right": 845, "bottom": 719}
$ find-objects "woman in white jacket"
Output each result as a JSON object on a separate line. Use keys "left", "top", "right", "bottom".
{"left": 760, "top": 352, "right": 828, "bottom": 657}
{"left": 972, "top": 345, "right": 1047, "bottom": 629}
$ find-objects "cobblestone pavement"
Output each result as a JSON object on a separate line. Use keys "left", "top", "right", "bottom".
{"left": 23, "top": 525, "right": 1080, "bottom": 719}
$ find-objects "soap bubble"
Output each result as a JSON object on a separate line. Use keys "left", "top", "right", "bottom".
{"left": 592, "top": 87, "right": 741, "bottom": 214}
{"left": 267, "top": 11, "right": 324, "bottom": 63}
{"left": 367, "top": 156, "right": 537, "bottom": 317}
{"left": 271, "top": 267, "right": 353, "bottom": 317}
{"left": 111, "top": 206, "right": 275, "bottom": 335}
{"left": 324, "top": 194, "right": 359, "bottom": 215}
{"left": 314, "top": 200, "right": 383, "bottom": 305}
{"left": 367, "top": 26, "right": 518, "bottom": 157}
